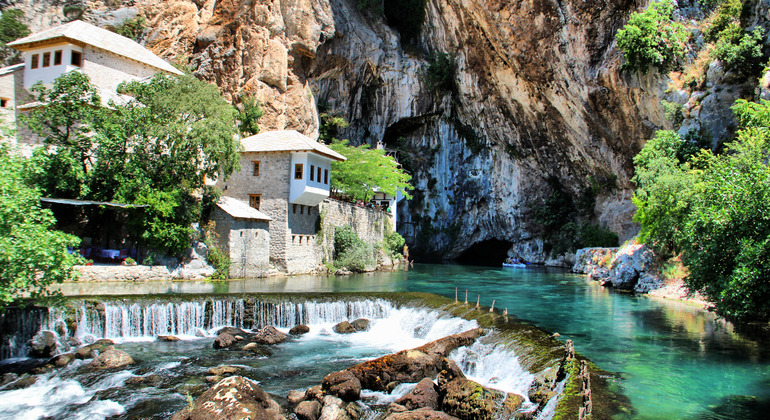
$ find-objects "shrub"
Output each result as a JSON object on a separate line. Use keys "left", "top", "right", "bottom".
{"left": 615, "top": 0, "right": 688, "bottom": 73}
{"left": 203, "top": 221, "right": 230, "bottom": 279}
{"left": 424, "top": 52, "right": 456, "bottom": 94}
{"left": 661, "top": 99, "right": 684, "bottom": 128}
{"left": 578, "top": 224, "right": 619, "bottom": 248}
{"left": 383, "top": 231, "right": 405, "bottom": 258}
{"left": 704, "top": 0, "right": 743, "bottom": 43}
{"left": 114, "top": 16, "right": 146, "bottom": 41}
{"left": 333, "top": 225, "right": 374, "bottom": 272}
{"left": 712, "top": 27, "right": 766, "bottom": 77}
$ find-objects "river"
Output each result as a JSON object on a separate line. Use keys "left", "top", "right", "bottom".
{"left": 32, "top": 263, "right": 770, "bottom": 418}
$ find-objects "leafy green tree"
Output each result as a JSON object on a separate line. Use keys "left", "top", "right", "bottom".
{"left": 424, "top": 52, "right": 456, "bottom": 94}
{"left": 114, "top": 16, "right": 146, "bottom": 41}
{"left": 328, "top": 139, "right": 413, "bottom": 202}
{"left": 0, "top": 9, "right": 30, "bottom": 65}
{"left": 712, "top": 27, "right": 766, "bottom": 77}
{"left": 615, "top": 0, "right": 688, "bottom": 73}
{"left": 237, "top": 94, "right": 264, "bottom": 136}
{"left": 0, "top": 146, "right": 81, "bottom": 307}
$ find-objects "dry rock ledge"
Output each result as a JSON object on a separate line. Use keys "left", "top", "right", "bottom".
{"left": 174, "top": 327, "right": 544, "bottom": 420}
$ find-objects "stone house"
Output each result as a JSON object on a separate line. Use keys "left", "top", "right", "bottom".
{"left": 0, "top": 19, "right": 182, "bottom": 146}
{"left": 218, "top": 130, "right": 346, "bottom": 274}
{"left": 211, "top": 196, "right": 271, "bottom": 279}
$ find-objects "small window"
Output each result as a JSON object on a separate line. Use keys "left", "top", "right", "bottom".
{"left": 0, "top": 98, "right": 7, "bottom": 108}
{"left": 42, "top": 52, "right": 51, "bottom": 67}
{"left": 249, "top": 194, "right": 261, "bottom": 210}
{"left": 54, "top": 50, "right": 62, "bottom": 66}
{"left": 294, "top": 163, "right": 303, "bottom": 180}
{"left": 292, "top": 204, "right": 297, "bottom": 214}
{"left": 71, "top": 50, "right": 82, "bottom": 67}
{"left": 324, "top": 169, "right": 329, "bottom": 185}
{"left": 300, "top": 205, "right": 304, "bottom": 215}
{"left": 317, "top": 167, "right": 322, "bottom": 182}
{"left": 252, "top": 161, "right": 261, "bottom": 176}
{"left": 310, "top": 165, "right": 315, "bottom": 181}
{"left": 299, "top": 236, "right": 302, "bottom": 244}
{"left": 292, "top": 235, "right": 296, "bottom": 243}
{"left": 30, "top": 54, "right": 39, "bottom": 69}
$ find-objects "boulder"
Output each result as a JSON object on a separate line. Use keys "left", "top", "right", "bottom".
{"left": 29, "top": 330, "right": 58, "bottom": 358}
{"left": 206, "top": 375, "right": 224, "bottom": 383}
{"left": 253, "top": 326, "right": 288, "bottom": 345}
{"left": 217, "top": 327, "right": 249, "bottom": 336}
{"left": 333, "top": 321, "right": 356, "bottom": 334}
{"left": 385, "top": 408, "right": 460, "bottom": 420}
{"left": 395, "top": 378, "right": 439, "bottom": 410}
{"left": 634, "top": 272, "right": 665, "bottom": 294}
{"left": 350, "top": 319, "right": 370, "bottom": 332}
{"left": 322, "top": 370, "right": 361, "bottom": 402}
{"left": 158, "top": 335, "right": 181, "bottom": 342}
{"left": 51, "top": 352, "right": 76, "bottom": 368}
{"left": 609, "top": 244, "right": 656, "bottom": 290}
{"left": 572, "top": 247, "right": 618, "bottom": 274}
{"left": 89, "top": 348, "right": 134, "bottom": 369}
{"left": 440, "top": 377, "right": 524, "bottom": 420}
{"left": 2, "top": 376, "right": 37, "bottom": 390}
{"left": 305, "top": 385, "right": 325, "bottom": 403}
{"left": 171, "top": 376, "right": 284, "bottom": 420}
{"left": 208, "top": 365, "right": 241, "bottom": 376}
{"left": 319, "top": 395, "right": 351, "bottom": 420}
{"left": 290, "top": 324, "right": 311, "bottom": 335}
{"left": 214, "top": 333, "right": 236, "bottom": 349}
{"left": 126, "top": 374, "right": 164, "bottom": 387}
{"left": 295, "top": 400, "right": 322, "bottom": 420}
{"left": 348, "top": 329, "right": 483, "bottom": 391}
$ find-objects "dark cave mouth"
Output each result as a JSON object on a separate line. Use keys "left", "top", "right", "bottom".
{"left": 456, "top": 239, "right": 513, "bottom": 267}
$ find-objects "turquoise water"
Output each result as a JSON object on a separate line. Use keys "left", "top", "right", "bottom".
{"left": 52, "top": 264, "right": 770, "bottom": 419}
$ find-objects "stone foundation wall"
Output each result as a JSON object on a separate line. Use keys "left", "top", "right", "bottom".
{"left": 318, "top": 198, "right": 393, "bottom": 263}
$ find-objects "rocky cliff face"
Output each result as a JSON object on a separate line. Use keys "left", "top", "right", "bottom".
{"left": 3, "top": 0, "right": 681, "bottom": 263}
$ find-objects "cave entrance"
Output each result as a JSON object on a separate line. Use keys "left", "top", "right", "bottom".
{"left": 456, "top": 239, "right": 513, "bottom": 267}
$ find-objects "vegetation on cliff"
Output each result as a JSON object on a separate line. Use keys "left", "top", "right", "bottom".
{"left": 633, "top": 99, "right": 770, "bottom": 323}
{"left": 0, "top": 146, "right": 81, "bottom": 307}
{"left": 0, "top": 9, "right": 29, "bottom": 65}
{"left": 616, "top": 0, "right": 687, "bottom": 73}
{"left": 22, "top": 72, "right": 242, "bottom": 255}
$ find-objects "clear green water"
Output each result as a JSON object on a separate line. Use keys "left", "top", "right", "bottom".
{"left": 53, "top": 263, "right": 770, "bottom": 419}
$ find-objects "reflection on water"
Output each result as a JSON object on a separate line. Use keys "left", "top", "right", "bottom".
{"left": 53, "top": 264, "right": 770, "bottom": 419}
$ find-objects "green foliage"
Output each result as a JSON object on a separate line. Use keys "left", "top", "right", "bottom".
{"left": 22, "top": 72, "right": 241, "bottom": 256}
{"left": 333, "top": 225, "right": 374, "bottom": 272}
{"left": 203, "top": 221, "right": 230, "bottom": 279}
{"left": 383, "top": 230, "right": 405, "bottom": 259}
{"left": 329, "top": 139, "right": 413, "bottom": 201}
{"left": 424, "top": 53, "right": 456, "bottom": 94}
{"left": 713, "top": 27, "right": 766, "bottom": 77}
{"left": 615, "top": 0, "right": 688, "bottom": 73}
{"left": 0, "top": 146, "right": 82, "bottom": 308}
{"left": 633, "top": 99, "right": 770, "bottom": 322}
{"left": 661, "top": 99, "right": 684, "bottom": 128}
{"left": 0, "top": 9, "right": 30, "bottom": 64}
{"left": 114, "top": 16, "right": 146, "bottom": 41}
{"left": 704, "top": 0, "right": 743, "bottom": 43}
{"left": 237, "top": 95, "right": 264, "bottom": 136}
{"left": 384, "top": 0, "right": 426, "bottom": 45}
{"left": 318, "top": 109, "right": 349, "bottom": 143}
{"left": 579, "top": 224, "right": 619, "bottom": 248}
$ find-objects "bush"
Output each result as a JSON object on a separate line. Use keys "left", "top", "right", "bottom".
{"left": 704, "top": 0, "right": 743, "bottom": 43}
{"left": 615, "top": 0, "right": 688, "bottom": 73}
{"left": 203, "top": 221, "right": 230, "bottom": 279}
{"left": 114, "top": 16, "right": 146, "bottom": 41}
{"left": 333, "top": 225, "right": 374, "bottom": 272}
{"left": 424, "top": 52, "right": 456, "bottom": 94}
{"left": 712, "top": 27, "right": 766, "bottom": 77}
{"left": 578, "top": 224, "right": 619, "bottom": 248}
{"left": 661, "top": 99, "right": 684, "bottom": 128}
{"left": 383, "top": 231, "right": 405, "bottom": 258}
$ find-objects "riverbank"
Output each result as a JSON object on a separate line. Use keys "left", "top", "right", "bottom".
{"left": 572, "top": 242, "right": 712, "bottom": 310}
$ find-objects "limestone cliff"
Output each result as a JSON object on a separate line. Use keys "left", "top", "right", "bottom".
{"left": 4, "top": 0, "right": 737, "bottom": 264}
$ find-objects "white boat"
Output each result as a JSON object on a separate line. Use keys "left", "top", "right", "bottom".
{"left": 502, "top": 262, "right": 526, "bottom": 268}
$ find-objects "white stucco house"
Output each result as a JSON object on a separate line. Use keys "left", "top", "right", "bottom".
{"left": 0, "top": 19, "right": 182, "bottom": 145}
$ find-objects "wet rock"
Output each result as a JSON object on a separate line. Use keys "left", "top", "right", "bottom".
{"left": 634, "top": 272, "right": 665, "bottom": 294}
{"left": 242, "top": 342, "right": 259, "bottom": 352}
{"left": 3, "top": 376, "right": 37, "bottom": 390}
{"left": 288, "top": 389, "right": 307, "bottom": 404}
{"left": 209, "top": 365, "right": 241, "bottom": 376}
{"left": 305, "top": 385, "right": 325, "bottom": 403}
{"left": 216, "top": 326, "right": 249, "bottom": 336}
{"left": 89, "top": 348, "right": 134, "bottom": 370}
{"left": 206, "top": 375, "right": 223, "bottom": 383}
{"left": 290, "top": 324, "right": 310, "bottom": 335}
{"left": 28, "top": 330, "right": 58, "bottom": 358}
{"left": 213, "top": 332, "right": 236, "bottom": 349}
{"left": 384, "top": 408, "right": 460, "bottom": 420}
{"left": 295, "top": 400, "right": 322, "bottom": 420}
{"left": 348, "top": 329, "right": 483, "bottom": 391}
{"left": 333, "top": 321, "right": 356, "bottom": 334}
{"left": 75, "top": 345, "right": 95, "bottom": 359}
{"left": 126, "top": 374, "right": 164, "bottom": 387}
{"left": 346, "top": 401, "right": 371, "bottom": 419}
{"left": 319, "top": 395, "right": 350, "bottom": 420}
{"left": 322, "top": 370, "right": 361, "bottom": 402}
{"left": 234, "top": 335, "right": 244, "bottom": 341}
{"left": 0, "top": 373, "right": 18, "bottom": 387}
{"left": 350, "top": 319, "right": 370, "bottom": 332}
{"left": 253, "top": 326, "right": 288, "bottom": 345}
{"left": 30, "top": 364, "right": 54, "bottom": 374}
{"left": 171, "top": 376, "right": 285, "bottom": 420}
{"left": 51, "top": 352, "right": 76, "bottom": 368}
{"left": 388, "top": 403, "right": 408, "bottom": 413}
{"left": 609, "top": 244, "right": 656, "bottom": 290}
{"left": 157, "top": 335, "right": 181, "bottom": 342}
{"left": 395, "top": 378, "right": 439, "bottom": 410}
{"left": 386, "top": 381, "right": 401, "bottom": 393}
{"left": 440, "top": 377, "right": 524, "bottom": 420}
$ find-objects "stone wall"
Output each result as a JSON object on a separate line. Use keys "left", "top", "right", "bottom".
{"left": 318, "top": 198, "right": 393, "bottom": 264}
{"left": 211, "top": 207, "right": 270, "bottom": 278}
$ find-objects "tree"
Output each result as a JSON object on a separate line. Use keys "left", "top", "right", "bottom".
{"left": 328, "top": 139, "right": 413, "bottom": 202}
{"left": 615, "top": 0, "right": 688, "bottom": 73}
{"left": 236, "top": 94, "right": 264, "bottom": 136}
{"left": 0, "top": 146, "right": 81, "bottom": 307}
{"left": 633, "top": 100, "right": 770, "bottom": 323}
{"left": 22, "top": 72, "right": 242, "bottom": 255}
{"left": 0, "top": 9, "right": 30, "bottom": 65}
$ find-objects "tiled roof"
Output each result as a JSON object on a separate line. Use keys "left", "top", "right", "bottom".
{"left": 8, "top": 20, "right": 182, "bottom": 75}
{"left": 241, "top": 130, "right": 346, "bottom": 161}
{"left": 216, "top": 196, "right": 272, "bottom": 221}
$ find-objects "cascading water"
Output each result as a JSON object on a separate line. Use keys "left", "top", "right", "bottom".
{"left": 0, "top": 296, "right": 544, "bottom": 420}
